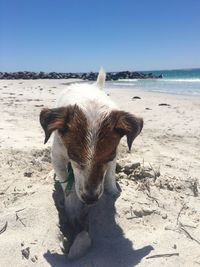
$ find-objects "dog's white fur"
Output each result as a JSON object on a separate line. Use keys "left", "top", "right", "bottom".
{"left": 40, "top": 69, "right": 143, "bottom": 259}
{"left": 52, "top": 69, "right": 119, "bottom": 220}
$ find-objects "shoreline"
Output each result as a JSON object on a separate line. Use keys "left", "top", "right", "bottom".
{"left": 107, "top": 81, "right": 200, "bottom": 97}
{"left": 1, "top": 78, "right": 200, "bottom": 98}
{"left": 107, "top": 85, "right": 200, "bottom": 99}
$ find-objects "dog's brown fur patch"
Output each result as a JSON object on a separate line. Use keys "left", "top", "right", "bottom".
{"left": 59, "top": 106, "right": 89, "bottom": 166}
{"left": 86, "top": 112, "right": 121, "bottom": 188}
{"left": 87, "top": 110, "right": 143, "bottom": 188}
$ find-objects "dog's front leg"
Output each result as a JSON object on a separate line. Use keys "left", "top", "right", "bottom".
{"left": 52, "top": 135, "right": 91, "bottom": 259}
{"left": 104, "top": 157, "right": 120, "bottom": 197}
{"left": 63, "top": 192, "right": 91, "bottom": 260}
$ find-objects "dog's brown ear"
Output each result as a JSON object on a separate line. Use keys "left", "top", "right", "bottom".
{"left": 40, "top": 106, "right": 74, "bottom": 144}
{"left": 113, "top": 111, "right": 143, "bottom": 151}
{"left": 40, "top": 107, "right": 66, "bottom": 144}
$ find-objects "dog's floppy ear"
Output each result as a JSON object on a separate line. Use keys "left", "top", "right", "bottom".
{"left": 113, "top": 111, "right": 143, "bottom": 151}
{"left": 40, "top": 106, "right": 74, "bottom": 144}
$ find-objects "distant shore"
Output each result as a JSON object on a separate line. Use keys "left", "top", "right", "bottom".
{"left": 0, "top": 71, "right": 162, "bottom": 80}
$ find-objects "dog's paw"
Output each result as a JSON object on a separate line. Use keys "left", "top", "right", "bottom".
{"left": 68, "top": 231, "right": 91, "bottom": 260}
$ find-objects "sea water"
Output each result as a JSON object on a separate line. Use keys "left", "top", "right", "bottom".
{"left": 107, "top": 68, "right": 200, "bottom": 96}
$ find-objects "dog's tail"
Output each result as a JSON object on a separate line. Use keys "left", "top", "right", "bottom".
{"left": 96, "top": 67, "right": 106, "bottom": 89}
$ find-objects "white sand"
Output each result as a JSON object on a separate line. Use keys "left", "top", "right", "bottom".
{"left": 0, "top": 79, "right": 200, "bottom": 267}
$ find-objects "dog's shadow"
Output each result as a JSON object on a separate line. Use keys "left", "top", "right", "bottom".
{"left": 44, "top": 181, "right": 153, "bottom": 267}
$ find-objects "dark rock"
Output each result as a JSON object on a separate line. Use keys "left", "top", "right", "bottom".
{"left": 132, "top": 96, "right": 141, "bottom": 99}
{"left": 123, "top": 162, "right": 141, "bottom": 175}
{"left": 21, "top": 247, "right": 30, "bottom": 259}
{"left": 116, "top": 162, "right": 123, "bottom": 173}
{"left": 158, "top": 103, "right": 171, "bottom": 106}
{"left": 35, "top": 104, "right": 44, "bottom": 107}
{"left": 24, "top": 171, "right": 33, "bottom": 177}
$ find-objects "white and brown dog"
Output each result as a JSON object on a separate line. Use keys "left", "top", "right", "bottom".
{"left": 40, "top": 68, "right": 143, "bottom": 258}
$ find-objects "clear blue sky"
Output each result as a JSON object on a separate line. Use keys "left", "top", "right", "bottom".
{"left": 0, "top": 0, "right": 200, "bottom": 72}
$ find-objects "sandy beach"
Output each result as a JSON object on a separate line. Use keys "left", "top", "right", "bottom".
{"left": 0, "top": 79, "right": 200, "bottom": 267}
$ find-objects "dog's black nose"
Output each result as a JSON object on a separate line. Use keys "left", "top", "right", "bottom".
{"left": 81, "top": 193, "right": 99, "bottom": 205}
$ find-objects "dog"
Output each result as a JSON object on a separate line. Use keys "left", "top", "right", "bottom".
{"left": 40, "top": 68, "right": 143, "bottom": 259}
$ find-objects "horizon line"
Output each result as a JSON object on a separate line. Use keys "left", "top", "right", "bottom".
{"left": 1, "top": 67, "right": 200, "bottom": 73}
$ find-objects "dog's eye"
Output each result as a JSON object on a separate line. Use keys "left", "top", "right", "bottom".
{"left": 68, "top": 152, "right": 79, "bottom": 162}
{"left": 74, "top": 162, "right": 84, "bottom": 169}
{"left": 79, "top": 163, "right": 85, "bottom": 169}
{"left": 72, "top": 161, "right": 85, "bottom": 169}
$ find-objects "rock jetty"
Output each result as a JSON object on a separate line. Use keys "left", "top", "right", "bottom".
{"left": 0, "top": 71, "right": 162, "bottom": 80}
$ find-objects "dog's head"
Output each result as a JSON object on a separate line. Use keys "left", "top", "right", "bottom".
{"left": 40, "top": 105, "right": 143, "bottom": 204}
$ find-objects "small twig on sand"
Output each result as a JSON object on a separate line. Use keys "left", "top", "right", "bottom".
{"left": 149, "top": 163, "right": 159, "bottom": 181}
{"left": 0, "top": 183, "right": 12, "bottom": 195}
{"left": 12, "top": 192, "right": 28, "bottom": 197}
{"left": 180, "top": 226, "right": 200, "bottom": 245}
{"left": 16, "top": 208, "right": 26, "bottom": 213}
{"left": 0, "top": 221, "right": 8, "bottom": 234}
{"left": 176, "top": 204, "right": 187, "bottom": 225}
{"left": 180, "top": 223, "right": 197, "bottom": 229}
{"left": 126, "top": 216, "right": 140, "bottom": 220}
{"left": 146, "top": 253, "right": 179, "bottom": 259}
{"left": 189, "top": 179, "right": 199, "bottom": 197}
{"left": 146, "top": 192, "right": 160, "bottom": 207}
{"left": 16, "top": 209, "right": 26, "bottom": 227}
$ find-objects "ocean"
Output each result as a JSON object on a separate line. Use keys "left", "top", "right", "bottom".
{"left": 107, "top": 68, "right": 200, "bottom": 96}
